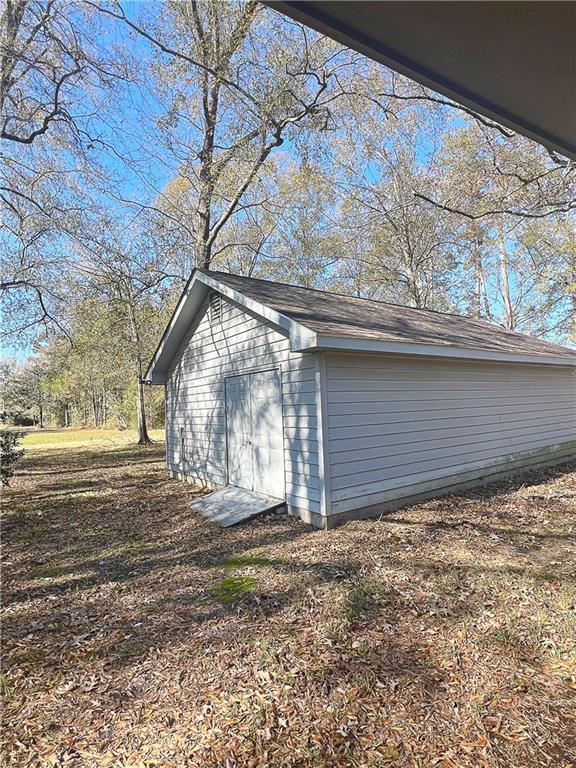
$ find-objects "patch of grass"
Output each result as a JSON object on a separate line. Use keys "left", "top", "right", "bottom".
{"left": 534, "top": 566, "right": 565, "bottom": 584}
{"left": 12, "top": 649, "right": 44, "bottom": 666}
{"left": 66, "top": 478, "right": 99, "bottom": 490}
{"left": 210, "top": 575, "right": 258, "bottom": 603}
{"left": 322, "top": 618, "right": 348, "bottom": 645}
{"left": 34, "top": 565, "right": 69, "bottom": 578}
{"left": 22, "top": 428, "right": 164, "bottom": 451}
{"left": 20, "top": 527, "right": 40, "bottom": 543}
{"left": 224, "top": 554, "right": 277, "bottom": 569}
{"left": 303, "top": 663, "right": 331, "bottom": 685}
{"left": 256, "top": 639, "right": 282, "bottom": 662}
{"left": 0, "top": 673, "right": 13, "bottom": 701}
{"left": 379, "top": 745, "right": 401, "bottom": 764}
{"left": 372, "top": 579, "right": 409, "bottom": 610}
{"left": 68, "top": 646, "right": 108, "bottom": 664}
{"left": 124, "top": 540, "right": 151, "bottom": 555}
{"left": 345, "top": 581, "right": 372, "bottom": 622}
{"left": 482, "top": 614, "right": 545, "bottom": 658}
{"left": 118, "top": 640, "right": 149, "bottom": 659}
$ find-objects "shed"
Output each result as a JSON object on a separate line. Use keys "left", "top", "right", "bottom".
{"left": 145, "top": 270, "right": 576, "bottom": 529}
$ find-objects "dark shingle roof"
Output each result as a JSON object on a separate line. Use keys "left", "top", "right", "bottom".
{"left": 203, "top": 270, "right": 576, "bottom": 362}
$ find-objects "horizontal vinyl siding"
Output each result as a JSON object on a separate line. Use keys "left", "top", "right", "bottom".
{"left": 325, "top": 353, "right": 576, "bottom": 515}
{"left": 165, "top": 296, "right": 320, "bottom": 515}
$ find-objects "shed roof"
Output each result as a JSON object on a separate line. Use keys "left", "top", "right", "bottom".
{"left": 206, "top": 270, "right": 576, "bottom": 362}
{"left": 145, "top": 269, "right": 576, "bottom": 383}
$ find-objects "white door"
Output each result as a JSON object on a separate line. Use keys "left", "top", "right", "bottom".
{"left": 225, "top": 375, "right": 253, "bottom": 491}
{"left": 225, "top": 369, "right": 285, "bottom": 499}
{"left": 251, "top": 369, "right": 284, "bottom": 498}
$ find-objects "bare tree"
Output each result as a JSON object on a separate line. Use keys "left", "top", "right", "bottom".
{"left": 1, "top": 0, "right": 124, "bottom": 145}
{"left": 92, "top": 0, "right": 360, "bottom": 270}
{"left": 345, "top": 70, "right": 576, "bottom": 221}
{"left": 1, "top": 0, "right": 127, "bottom": 339}
{"left": 72, "top": 216, "right": 173, "bottom": 444}
{"left": 330, "top": 101, "right": 462, "bottom": 310}
{"left": 414, "top": 119, "right": 576, "bottom": 221}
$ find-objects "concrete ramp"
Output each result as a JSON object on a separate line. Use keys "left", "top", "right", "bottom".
{"left": 191, "top": 486, "right": 285, "bottom": 528}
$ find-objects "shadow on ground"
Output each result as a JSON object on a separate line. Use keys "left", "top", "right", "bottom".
{"left": 2, "top": 446, "right": 575, "bottom": 768}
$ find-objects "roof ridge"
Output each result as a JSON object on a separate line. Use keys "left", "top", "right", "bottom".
{"left": 201, "top": 269, "right": 573, "bottom": 352}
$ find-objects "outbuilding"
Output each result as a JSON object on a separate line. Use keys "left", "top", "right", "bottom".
{"left": 145, "top": 270, "right": 576, "bottom": 529}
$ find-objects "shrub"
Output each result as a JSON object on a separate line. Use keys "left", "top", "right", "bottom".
{"left": 0, "top": 411, "right": 33, "bottom": 427}
{"left": 0, "top": 430, "right": 25, "bottom": 486}
{"left": 13, "top": 414, "right": 34, "bottom": 427}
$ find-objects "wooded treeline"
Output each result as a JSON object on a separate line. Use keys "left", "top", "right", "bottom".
{"left": 1, "top": 0, "right": 575, "bottom": 438}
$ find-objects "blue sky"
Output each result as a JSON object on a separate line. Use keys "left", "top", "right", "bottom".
{"left": 2, "top": 2, "right": 571, "bottom": 366}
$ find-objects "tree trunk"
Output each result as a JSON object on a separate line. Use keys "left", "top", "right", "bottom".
{"left": 569, "top": 226, "right": 576, "bottom": 319}
{"left": 193, "top": 40, "right": 218, "bottom": 271}
{"left": 195, "top": 182, "right": 213, "bottom": 269}
{"left": 498, "top": 231, "right": 514, "bottom": 330}
{"left": 38, "top": 402, "right": 43, "bottom": 429}
{"left": 136, "top": 375, "right": 151, "bottom": 445}
{"left": 101, "top": 387, "right": 107, "bottom": 426}
{"left": 123, "top": 288, "right": 151, "bottom": 445}
{"left": 474, "top": 240, "right": 491, "bottom": 320}
{"left": 91, "top": 387, "right": 98, "bottom": 427}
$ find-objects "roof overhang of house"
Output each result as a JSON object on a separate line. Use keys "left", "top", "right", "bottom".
{"left": 146, "top": 271, "right": 576, "bottom": 384}
{"left": 265, "top": 1, "right": 576, "bottom": 160}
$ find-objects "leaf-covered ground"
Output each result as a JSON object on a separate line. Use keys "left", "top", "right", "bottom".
{"left": 2, "top": 441, "right": 576, "bottom": 768}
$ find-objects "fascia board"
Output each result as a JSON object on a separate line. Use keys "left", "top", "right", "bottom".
{"left": 298, "top": 334, "right": 576, "bottom": 368}
{"left": 144, "top": 275, "right": 208, "bottom": 383}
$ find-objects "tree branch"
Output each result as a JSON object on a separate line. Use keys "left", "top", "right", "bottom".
{"left": 414, "top": 191, "right": 576, "bottom": 220}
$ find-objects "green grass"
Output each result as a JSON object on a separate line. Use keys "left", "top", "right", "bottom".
{"left": 124, "top": 540, "right": 151, "bottom": 555}
{"left": 0, "top": 673, "right": 13, "bottom": 701}
{"left": 345, "top": 581, "right": 372, "bottom": 622}
{"left": 117, "top": 640, "right": 150, "bottom": 659}
{"left": 224, "top": 554, "right": 278, "bottom": 569}
{"left": 11, "top": 650, "right": 44, "bottom": 666}
{"left": 34, "top": 566, "right": 69, "bottom": 579}
{"left": 21, "top": 428, "right": 164, "bottom": 451}
{"left": 210, "top": 575, "right": 258, "bottom": 603}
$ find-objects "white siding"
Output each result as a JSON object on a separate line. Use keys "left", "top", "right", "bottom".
{"left": 165, "top": 295, "right": 320, "bottom": 516}
{"left": 324, "top": 353, "right": 576, "bottom": 516}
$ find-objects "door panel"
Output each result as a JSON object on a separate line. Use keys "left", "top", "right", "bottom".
{"left": 225, "top": 375, "right": 253, "bottom": 491}
{"left": 251, "top": 369, "right": 285, "bottom": 498}
{"left": 225, "top": 369, "right": 285, "bottom": 499}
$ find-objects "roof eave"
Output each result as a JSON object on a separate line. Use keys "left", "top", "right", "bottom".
{"left": 264, "top": 1, "right": 576, "bottom": 161}
{"left": 146, "top": 371, "right": 168, "bottom": 385}
{"left": 297, "top": 334, "right": 576, "bottom": 367}
{"left": 144, "top": 274, "right": 205, "bottom": 384}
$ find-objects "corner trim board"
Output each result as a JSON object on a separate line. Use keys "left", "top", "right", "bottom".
{"left": 315, "top": 352, "right": 331, "bottom": 516}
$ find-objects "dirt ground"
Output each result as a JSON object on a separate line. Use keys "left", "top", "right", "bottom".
{"left": 2, "top": 442, "right": 576, "bottom": 768}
